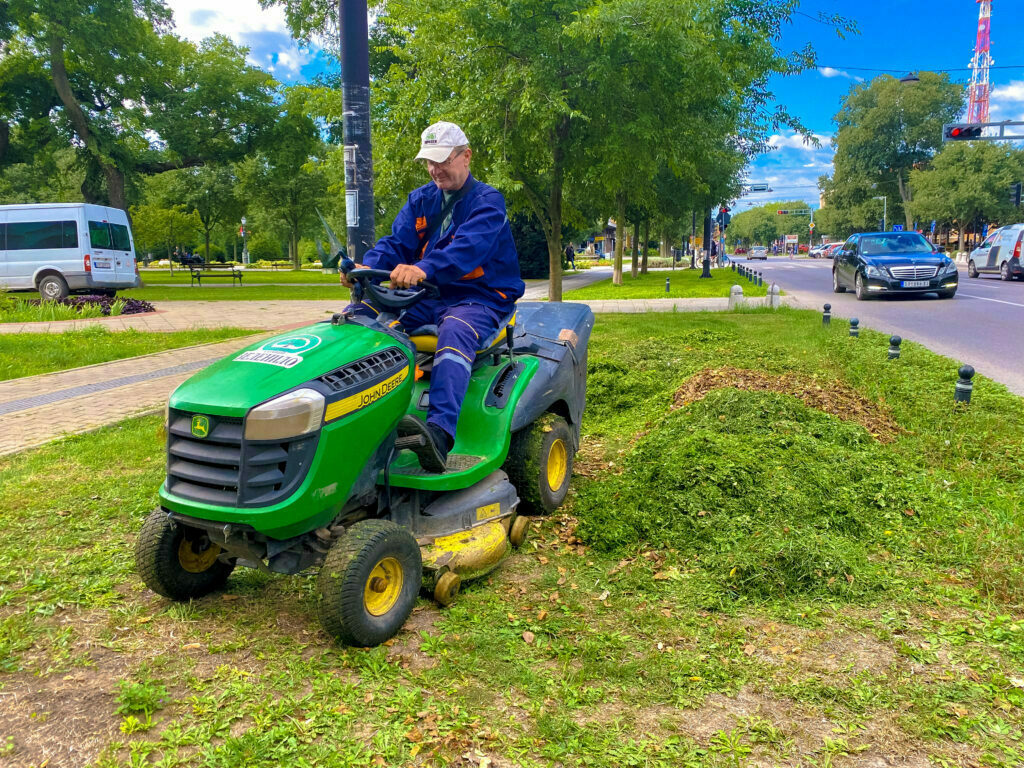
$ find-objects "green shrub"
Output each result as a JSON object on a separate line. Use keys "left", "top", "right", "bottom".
{"left": 247, "top": 232, "right": 282, "bottom": 261}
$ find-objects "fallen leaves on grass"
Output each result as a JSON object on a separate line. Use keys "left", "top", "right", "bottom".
{"left": 672, "top": 366, "right": 902, "bottom": 442}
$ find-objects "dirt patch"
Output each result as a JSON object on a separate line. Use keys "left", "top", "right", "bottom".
{"left": 672, "top": 367, "right": 902, "bottom": 442}
{"left": 0, "top": 665, "right": 124, "bottom": 768}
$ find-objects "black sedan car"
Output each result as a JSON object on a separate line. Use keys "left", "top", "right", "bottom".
{"left": 832, "top": 232, "right": 959, "bottom": 300}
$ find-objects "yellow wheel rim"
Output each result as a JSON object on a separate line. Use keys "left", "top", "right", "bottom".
{"left": 178, "top": 538, "right": 221, "bottom": 573}
{"left": 364, "top": 557, "right": 404, "bottom": 616}
{"left": 546, "top": 438, "right": 567, "bottom": 491}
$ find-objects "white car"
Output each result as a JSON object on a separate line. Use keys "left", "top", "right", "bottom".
{"left": 0, "top": 202, "right": 141, "bottom": 299}
{"left": 968, "top": 224, "right": 1024, "bottom": 281}
{"left": 809, "top": 244, "right": 830, "bottom": 258}
{"left": 748, "top": 246, "right": 768, "bottom": 260}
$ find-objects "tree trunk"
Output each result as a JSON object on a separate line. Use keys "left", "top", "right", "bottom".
{"left": 291, "top": 231, "right": 300, "bottom": 270}
{"left": 50, "top": 34, "right": 128, "bottom": 211}
{"left": 613, "top": 193, "right": 626, "bottom": 286}
{"left": 630, "top": 220, "right": 640, "bottom": 279}
{"left": 896, "top": 171, "right": 913, "bottom": 230}
{"left": 204, "top": 229, "right": 212, "bottom": 261}
{"left": 641, "top": 220, "right": 650, "bottom": 274}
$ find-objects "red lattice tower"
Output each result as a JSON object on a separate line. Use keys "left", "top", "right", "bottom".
{"left": 967, "top": 0, "right": 993, "bottom": 124}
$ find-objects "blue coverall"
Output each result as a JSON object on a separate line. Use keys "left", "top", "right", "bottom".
{"left": 350, "top": 174, "right": 524, "bottom": 441}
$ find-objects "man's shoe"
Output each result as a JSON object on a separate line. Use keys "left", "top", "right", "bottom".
{"left": 395, "top": 415, "right": 451, "bottom": 473}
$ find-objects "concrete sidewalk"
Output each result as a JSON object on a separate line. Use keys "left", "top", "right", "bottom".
{"left": 0, "top": 335, "right": 266, "bottom": 458}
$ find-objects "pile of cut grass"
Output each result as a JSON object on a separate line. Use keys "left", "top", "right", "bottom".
{"left": 573, "top": 311, "right": 1024, "bottom": 607}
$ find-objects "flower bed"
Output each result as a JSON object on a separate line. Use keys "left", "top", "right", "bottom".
{"left": 0, "top": 294, "right": 155, "bottom": 323}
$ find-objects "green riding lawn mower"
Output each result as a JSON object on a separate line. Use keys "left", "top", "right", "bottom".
{"left": 135, "top": 268, "right": 594, "bottom": 646}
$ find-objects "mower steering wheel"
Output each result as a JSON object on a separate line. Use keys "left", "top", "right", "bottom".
{"left": 347, "top": 268, "right": 440, "bottom": 311}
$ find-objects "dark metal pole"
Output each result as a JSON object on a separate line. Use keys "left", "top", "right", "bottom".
{"left": 340, "top": 0, "right": 375, "bottom": 261}
{"left": 699, "top": 209, "right": 713, "bottom": 278}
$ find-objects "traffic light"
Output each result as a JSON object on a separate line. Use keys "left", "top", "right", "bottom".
{"left": 776, "top": 210, "right": 789, "bottom": 215}
{"left": 1011, "top": 182, "right": 1022, "bottom": 207}
{"left": 944, "top": 124, "right": 983, "bottom": 140}
{"left": 716, "top": 207, "right": 731, "bottom": 228}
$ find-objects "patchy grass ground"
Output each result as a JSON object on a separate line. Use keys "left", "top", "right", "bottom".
{"left": 1, "top": 310, "right": 1022, "bottom": 767}
{"left": 0, "top": 326, "right": 257, "bottom": 381}
{"left": 565, "top": 269, "right": 769, "bottom": 299}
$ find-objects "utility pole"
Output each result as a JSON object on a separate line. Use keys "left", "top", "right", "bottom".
{"left": 339, "top": 0, "right": 375, "bottom": 260}
{"left": 700, "top": 208, "right": 713, "bottom": 278}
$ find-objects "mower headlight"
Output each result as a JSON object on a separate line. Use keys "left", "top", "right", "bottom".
{"left": 245, "top": 388, "right": 325, "bottom": 441}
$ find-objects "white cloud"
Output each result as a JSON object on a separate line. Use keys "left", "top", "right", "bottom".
{"left": 818, "top": 67, "right": 864, "bottom": 83}
{"left": 165, "top": 0, "right": 315, "bottom": 80}
{"left": 992, "top": 81, "right": 1024, "bottom": 102}
{"left": 767, "top": 132, "right": 831, "bottom": 151}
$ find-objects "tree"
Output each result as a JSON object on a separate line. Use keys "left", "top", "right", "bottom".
{"left": 2, "top": 1, "right": 278, "bottom": 210}
{"left": 168, "top": 166, "right": 242, "bottom": 262}
{"left": 130, "top": 202, "right": 199, "bottom": 268}
{"left": 286, "top": 0, "right": 816, "bottom": 300}
{"left": 827, "top": 73, "right": 964, "bottom": 229}
{"left": 236, "top": 91, "right": 329, "bottom": 269}
{"left": 910, "top": 142, "right": 1024, "bottom": 241}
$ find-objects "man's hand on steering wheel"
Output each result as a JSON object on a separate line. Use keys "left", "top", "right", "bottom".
{"left": 390, "top": 264, "right": 427, "bottom": 289}
{"left": 339, "top": 264, "right": 366, "bottom": 288}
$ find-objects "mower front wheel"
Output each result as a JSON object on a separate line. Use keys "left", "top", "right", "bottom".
{"left": 135, "top": 509, "right": 235, "bottom": 600}
{"left": 317, "top": 520, "right": 422, "bottom": 647}
{"left": 504, "top": 413, "right": 573, "bottom": 515}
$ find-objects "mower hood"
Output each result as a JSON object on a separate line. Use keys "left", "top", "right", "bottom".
{"left": 170, "top": 322, "right": 410, "bottom": 416}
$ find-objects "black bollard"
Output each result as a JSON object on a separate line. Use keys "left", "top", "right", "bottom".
{"left": 731, "top": 262, "right": 736, "bottom": 272}
{"left": 888, "top": 335, "right": 902, "bottom": 360}
{"left": 665, "top": 277, "right": 670, "bottom": 293}
{"left": 955, "top": 365, "right": 975, "bottom": 404}
{"left": 757, "top": 273, "right": 763, "bottom": 287}
{"left": 822, "top": 303, "right": 831, "bottom": 326}
{"left": 849, "top": 318, "right": 859, "bottom": 338}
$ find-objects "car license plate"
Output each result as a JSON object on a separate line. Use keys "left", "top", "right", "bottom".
{"left": 901, "top": 280, "right": 929, "bottom": 288}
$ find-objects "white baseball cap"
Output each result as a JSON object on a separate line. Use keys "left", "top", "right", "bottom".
{"left": 415, "top": 121, "right": 469, "bottom": 163}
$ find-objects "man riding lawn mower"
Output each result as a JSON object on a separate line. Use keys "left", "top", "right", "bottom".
{"left": 135, "top": 122, "right": 594, "bottom": 647}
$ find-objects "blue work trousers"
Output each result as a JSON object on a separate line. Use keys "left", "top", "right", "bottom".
{"left": 349, "top": 299, "right": 504, "bottom": 440}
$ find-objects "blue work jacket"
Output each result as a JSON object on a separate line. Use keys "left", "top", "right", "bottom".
{"left": 362, "top": 174, "right": 524, "bottom": 312}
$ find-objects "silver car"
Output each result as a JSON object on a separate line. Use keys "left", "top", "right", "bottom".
{"left": 749, "top": 246, "right": 768, "bottom": 260}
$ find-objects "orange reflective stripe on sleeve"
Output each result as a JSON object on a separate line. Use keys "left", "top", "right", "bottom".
{"left": 415, "top": 216, "right": 427, "bottom": 233}
{"left": 495, "top": 290, "right": 507, "bottom": 300}
{"left": 459, "top": 266, "right": 485, "bottom": 281}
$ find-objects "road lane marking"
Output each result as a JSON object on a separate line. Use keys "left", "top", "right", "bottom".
{"left": 957, "top": 293, "right": 1024, "bottom": 308}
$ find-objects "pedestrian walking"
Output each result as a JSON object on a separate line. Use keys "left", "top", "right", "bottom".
{"left": 564, "top": 242, "right": 576, "bottom": 269}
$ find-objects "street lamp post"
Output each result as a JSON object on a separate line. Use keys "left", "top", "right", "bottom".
{"left": 873, "top": 196, "right": 887, "bottom": 231}
{"left": 241, "top": 216, "right": 248, "bottom": 264}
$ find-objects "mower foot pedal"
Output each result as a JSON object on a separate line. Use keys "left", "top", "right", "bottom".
{"left": 395, "top": 434, "right": 426, "bottom": 450}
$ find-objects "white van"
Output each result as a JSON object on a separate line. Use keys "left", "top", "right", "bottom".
{"left": 968, "top": 223, "right": 1024, "bottom": 281}
{"left": 0, "top": 203, "right": 141, "bottom": 299}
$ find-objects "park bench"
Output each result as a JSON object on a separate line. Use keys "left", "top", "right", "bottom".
{"left": 269, "top": 261, "right": 292, "bottom": 270}
{"left": 189, "top": 263, "right": 243, "bottom": 286}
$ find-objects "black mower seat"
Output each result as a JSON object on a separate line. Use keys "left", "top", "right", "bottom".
{"left": 408, "top": 310, "right": 516, "bottom": 357}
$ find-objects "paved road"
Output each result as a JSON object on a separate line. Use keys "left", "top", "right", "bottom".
{"left": 733, "top": 256, "right": 1024, "bottom": 395}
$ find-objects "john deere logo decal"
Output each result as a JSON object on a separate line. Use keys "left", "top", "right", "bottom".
{"left": 190, "top": 415, "right": 210, "bottom": 439}
{"left": 235, "top": 334, "right": 322, "bottom": 369}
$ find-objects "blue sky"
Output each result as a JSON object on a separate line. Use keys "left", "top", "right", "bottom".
{"left": 166, "top": 0, "right": 1024, "bottom": 210}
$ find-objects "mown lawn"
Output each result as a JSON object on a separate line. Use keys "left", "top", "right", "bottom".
{"left": 1, "top": 310, "right": 1022, "bottom": 767}
{"left": 565, "top": 269, "right": 769, "bottom": 299}
{"left": 0, "top": 326, "right": 257, "bottom": 381}
{"left": 138, "top": 269, "right": 340, "bottom": 285}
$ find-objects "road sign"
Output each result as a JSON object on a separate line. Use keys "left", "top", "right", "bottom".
{"left": 808, "top": 222, "right": 815, "bottom": 231}
{"left": 785, "top": 234, "right": 798, "bottom": 244}
{"left": 930, "top": 220, "right": 936, "bottom": 234}
{"left": 748, "top": 184, "right": 771, "bottom": 192}
{"left": 891, "top": 225, "right": 904, "bottom": 232}
{"left": 982, "top": 223, "right": 989, "bottom": 238}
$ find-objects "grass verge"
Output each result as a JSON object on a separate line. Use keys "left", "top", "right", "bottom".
{"left": 0, "top": 326, "right": 257, "bottom": 381}
{"left": 138, "top": 269, "right": 341, "bottom": 285}
{"left": 0, "top": 310, "right": 1022, "bottom": 767}
{"left": 565, "top": 269, "right": 769, "bottom": 299}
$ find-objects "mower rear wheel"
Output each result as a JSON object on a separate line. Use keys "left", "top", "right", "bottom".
{"left": 317, "top": 520, "right": 422, "bottom": 647}
{"left": 504, "top": 413, "right": 573, "bottom": 515}
{"left": 135, "top": 509, "right": 235, "bottom": 600}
